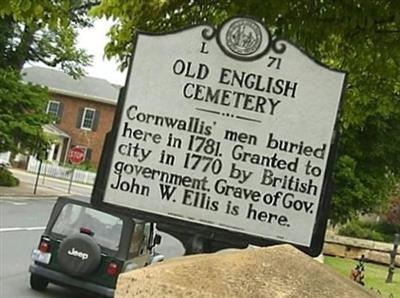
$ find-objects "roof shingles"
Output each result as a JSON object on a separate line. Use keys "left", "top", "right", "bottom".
{"left": 22, "top": 66, "right": 121, "bottom": 104}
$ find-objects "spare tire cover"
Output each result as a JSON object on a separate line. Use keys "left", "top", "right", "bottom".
{"left": 58, "top": 233, "right": 101, "bottom": 276}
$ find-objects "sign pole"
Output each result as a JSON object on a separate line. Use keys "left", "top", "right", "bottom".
{"left": 41, "top": 163, "right": 47, "bottom": 184}
{"left": 33, "top": 159, "right": 43, "bottom": 195}
{"left": 67, "top": 145, "right": 86, "bottom": 194}
{"left": 68, "top": 166, "right": 75, "bottom": 194}
{"left": 386, "top": 233, "right": 399, "bottom": 283}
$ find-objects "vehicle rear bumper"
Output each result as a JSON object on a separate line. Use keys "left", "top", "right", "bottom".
{"left": 29, "top": 263, "right": 114, "bottom": 297}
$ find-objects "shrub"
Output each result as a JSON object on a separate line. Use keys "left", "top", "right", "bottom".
{"left": 0, "top": 168, "right": 19, "bottom": 186}
{"left": 338, "top": 219, "right": 397, "bottom": 243}
{"left": 65, "top": 161, "right": 96, "bottom": 172}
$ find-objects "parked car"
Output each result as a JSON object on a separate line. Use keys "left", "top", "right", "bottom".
{"left": 29, "top": 196, "right": 163, "bottom": 297}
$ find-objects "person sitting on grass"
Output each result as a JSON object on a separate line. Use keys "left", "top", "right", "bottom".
{"left": 350, "top": 255, "right": 365, "bottom": 286}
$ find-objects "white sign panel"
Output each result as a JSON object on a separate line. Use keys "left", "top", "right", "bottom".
{"left": 101, "top": 17, "right": 345, "bottom": 247}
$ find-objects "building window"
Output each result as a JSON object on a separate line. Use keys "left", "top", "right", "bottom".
{"left": 85, "top": 148, "right": 92, "bottom": 162}
{"left": 81, "top": 108, "right": 96, "bottom": 130}
{"left": 46, "top": 100, "right": 60, "bottom": 119}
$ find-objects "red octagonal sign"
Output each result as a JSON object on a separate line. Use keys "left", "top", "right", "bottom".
{"left": 68, "top": 146, "right": 85, "bottom": 165}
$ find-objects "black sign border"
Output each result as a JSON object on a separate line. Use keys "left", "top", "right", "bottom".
{"left": 91, "top": 17, "right": 347, "bottom": 257}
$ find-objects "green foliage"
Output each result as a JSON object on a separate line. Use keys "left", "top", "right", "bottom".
{"left": 64, "top": 160, "right": 97, "bottom": 172}
{"left": 0, "top": 168, "right": 19, "bottom": 186}
{"left": 0, "top": 0, "right": 98, "bottom": 77}
{"left": 0, "top": 68, "right": 50, "bottom": 154}
{"left": 0, "top": 1, "right": 99, "bottom": 157}
{"left": 0, "top": 0, "right": 95, "bottom": 27}
{"left": 338, "top": 219, "right": 399, "bottom": 243}
{"left": 92, "top": 0, "right": 400, "bottom": 223}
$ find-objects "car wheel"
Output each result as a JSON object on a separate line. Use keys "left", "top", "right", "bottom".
{"left": 30, "top": 273, "right": 49, "bottom": 291}
{"left": 57, "top": 233, "right": 101, "bottom": 276}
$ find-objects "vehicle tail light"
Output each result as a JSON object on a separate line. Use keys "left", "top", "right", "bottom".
{"left": 80, "top": 227, "right": 94, "bottom": 236}
{"left": 106, "top": 262, "right": 119, "bottom": 277}
{"left": 39, "top": 241, "right": 50, "bottom": 253}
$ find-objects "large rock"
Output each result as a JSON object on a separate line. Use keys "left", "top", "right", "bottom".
{"left": 116, "top": 244, "right": 377, "bottom": 298}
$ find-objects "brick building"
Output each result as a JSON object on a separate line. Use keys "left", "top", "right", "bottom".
{"left": 23, "top": 66, "right": 121, "bottom": 168}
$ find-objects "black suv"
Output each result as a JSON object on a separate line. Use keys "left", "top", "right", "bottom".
{"left": 29, "top": 196, "right": 162, "bottom": 297}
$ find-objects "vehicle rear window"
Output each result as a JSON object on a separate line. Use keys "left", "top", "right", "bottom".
{"left": 51, "top": 203, "right": 123, "bottom": 250}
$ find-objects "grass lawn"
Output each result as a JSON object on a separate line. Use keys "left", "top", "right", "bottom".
{"left": 324, "top": 256, "right": 399, "bottom": 297}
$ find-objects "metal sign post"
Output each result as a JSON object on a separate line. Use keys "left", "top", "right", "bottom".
{"left": 386, "top": 233, "right": 399, "bottom": 283}
{"left": 67, "top": 167, "right": 75, "bottom": 194}
{"left": 67, "top": 146, "right": 85, "bottom": 194}
{"left": 33, "top": 159, "right": 43, "bottom": 195}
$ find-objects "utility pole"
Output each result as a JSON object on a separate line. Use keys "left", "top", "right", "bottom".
{"left": 386, "top": 233, "right": 399, "bottom": 283}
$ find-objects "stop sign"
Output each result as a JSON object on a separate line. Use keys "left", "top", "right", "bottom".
{"left": 68, "top": 146, "right": 85, "bottom": 164}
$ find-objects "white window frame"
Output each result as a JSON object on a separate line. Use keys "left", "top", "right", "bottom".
{"left": 46, "top": 100, "right": 60, "bottom": 119}
{"left": 80, "top": 107, "right": 96, "bottom": 130}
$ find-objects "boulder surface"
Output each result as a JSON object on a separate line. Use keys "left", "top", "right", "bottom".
{"left": 116, "top": 244, "right": 377, "bottom": 298}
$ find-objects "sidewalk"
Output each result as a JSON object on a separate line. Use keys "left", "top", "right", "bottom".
{"left": 0, "top": 180, "right": 64, "bottom": 197}
{"left": 0, "top": 168, "right": 90, "bottom": 198}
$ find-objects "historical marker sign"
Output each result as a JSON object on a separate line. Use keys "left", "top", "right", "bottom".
{"left": 92, "top": 17, "right": 346, "bottom": 256}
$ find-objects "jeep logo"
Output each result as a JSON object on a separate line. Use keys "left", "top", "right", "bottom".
{"left": 67, "top": 247, "right": 89, "bottom": 260}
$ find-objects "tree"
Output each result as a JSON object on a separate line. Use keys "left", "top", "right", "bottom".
{"left": 0, "top": 0, "right": 99, "bottom": 77}
{"left": 0, "top": 1, "right": 99, "bottom": 159}
{"left": 385, "top": 194, "right": 400, "bottom": 229}
{"left": 0, "top": 68, "right": 50, "bottom": 155}
{"left": 92, "top": 0, "right": 400, "bottom": 223}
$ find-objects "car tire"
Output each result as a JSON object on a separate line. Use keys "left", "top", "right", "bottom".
{"left": 58, "top": 233, "right": 101, "bottom": 276}
{"left": 30, "top": 273, "right": 49, "bottom": 291}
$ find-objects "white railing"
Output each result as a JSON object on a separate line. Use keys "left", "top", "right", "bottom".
{"left": 27, "top": 157, "right": 96, "bottom": 185}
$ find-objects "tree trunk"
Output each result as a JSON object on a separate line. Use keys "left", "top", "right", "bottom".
{"left": 9, "top": 24, "right": 37, "bottom": 71}
{"left": 0, "top": 16, "right": 16, "bottom": 68}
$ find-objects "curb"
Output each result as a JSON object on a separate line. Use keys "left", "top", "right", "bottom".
{"left": 0, "top": 196, "right": 59, "bottom": 200}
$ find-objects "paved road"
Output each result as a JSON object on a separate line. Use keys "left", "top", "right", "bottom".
{"left": 0, "top": 197, "right": 184, "bottom": 298}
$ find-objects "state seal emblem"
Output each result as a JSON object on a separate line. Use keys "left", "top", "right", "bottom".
{"left": 225, "top": 19, "right": 262, "bottom": 56}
